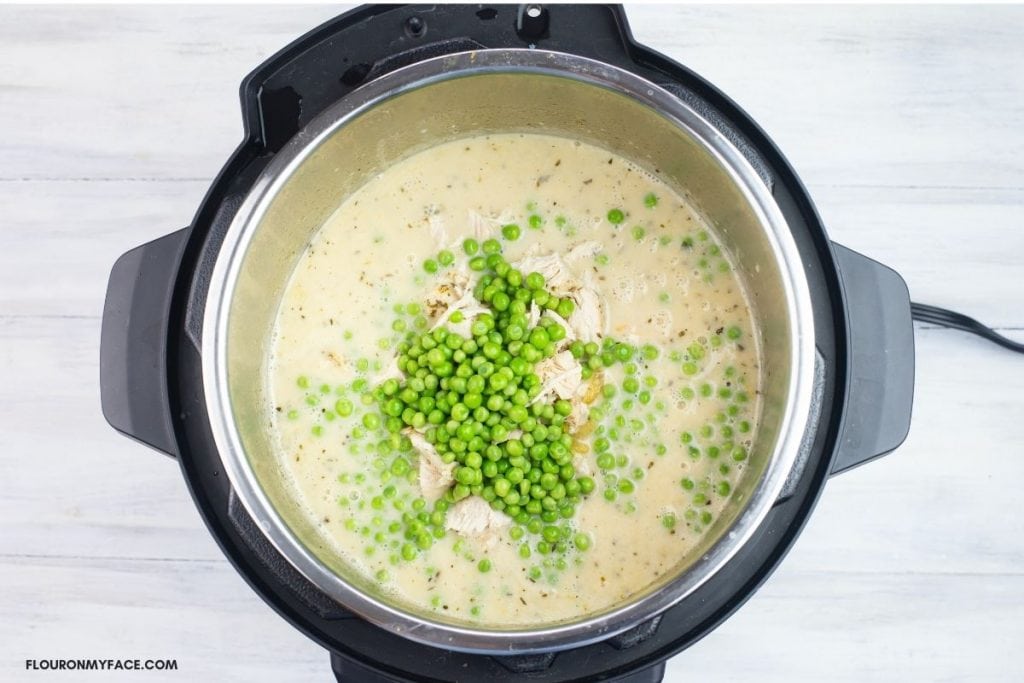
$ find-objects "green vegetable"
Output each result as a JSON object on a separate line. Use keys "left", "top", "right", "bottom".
{"left": 350, "top": 229, "right": 690, "bottom": 563}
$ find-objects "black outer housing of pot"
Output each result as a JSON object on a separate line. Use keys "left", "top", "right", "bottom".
{"left": 99, "top": 5, "right": 915, "bottom": 682}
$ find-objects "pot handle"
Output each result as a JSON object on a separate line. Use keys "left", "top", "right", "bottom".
{"left": 829, "top": 243, "right": 915, "bottom": 474}
{"left": 100, "top": 228, "right": 189, "bottom": 459}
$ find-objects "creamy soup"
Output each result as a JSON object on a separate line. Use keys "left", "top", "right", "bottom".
{"left": 269, "top": 133, "right": 759, "bottom": 627}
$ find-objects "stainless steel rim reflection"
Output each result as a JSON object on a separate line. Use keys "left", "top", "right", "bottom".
{"left": 202, "top": 49, "right": 816, "bottom": 654}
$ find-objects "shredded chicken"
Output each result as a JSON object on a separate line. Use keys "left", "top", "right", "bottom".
{"left": 565, "top": 240, "right": 603, "bottom": 263}
{"left": 423, "top": 268, "right": 470, "bottom": 317}
{"left": 531, "top": 350, "right": 584, "bottom": 404}
{"left": 543, "top": 309, "right": 576, "bottom": 347}
{"left": 404, "top": 429, "right": 455, "bottom": 503}
{"left": 444, "top": 495, "right": 511, "bottom": 545}
{"left": 514, "top": 248, "right": 605, "bottom": 343}
{"left": 515, "top": 251, "right": 575, "bottom": 292}
{"left": 467, "top": 209, "right": 506, "bottom": 242}
{"left": 428, "top": 213, "right": 447, "bottom": 248}
{"left": 430, "top": 288, "right": 488, "bottom": 339}
{"left": 527, "top": 302, "right": 541, "bottom": 328}
{"left": 568, "top": 285, "right": 604, "bottom": 342}
{"left": 564, "top": 397, "right": 590, "bottom": 434}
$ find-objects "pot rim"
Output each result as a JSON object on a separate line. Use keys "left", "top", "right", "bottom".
{"left": 202, "top": 48, "right": 815, "bottom": 654}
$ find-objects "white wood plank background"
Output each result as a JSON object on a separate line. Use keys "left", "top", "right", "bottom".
{"left": 1, "top": 5, "right": 1022, "bottom": 681}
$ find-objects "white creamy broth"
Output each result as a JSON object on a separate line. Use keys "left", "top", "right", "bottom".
{"left": 269, "top": 133, "right": 760, "bottom": 627}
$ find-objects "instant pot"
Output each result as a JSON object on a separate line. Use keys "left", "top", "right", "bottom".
{"left": 101, "top": 5, "right": 917, "bottom": 681}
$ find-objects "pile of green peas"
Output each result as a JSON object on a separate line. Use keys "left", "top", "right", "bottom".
{"left": 371, "top": 237, "right": 650, "bottom": 556}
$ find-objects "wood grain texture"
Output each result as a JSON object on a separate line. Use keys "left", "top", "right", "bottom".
{"left": 0, "top": 4, "right": 1022, "bottom": 682}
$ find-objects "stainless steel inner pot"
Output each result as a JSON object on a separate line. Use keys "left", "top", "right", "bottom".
{"left": 202, "top": 49, "right": 815, "bottom": 654}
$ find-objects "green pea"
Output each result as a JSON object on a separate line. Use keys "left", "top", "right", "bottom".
{"left": 478, "top": 558, "right": 492, "bottom": 573}
{"left": 727, "top": 326, "right": 742, "bottom": 340}
{"left": 463, "top": 238, "right": 479, "bottom": 255}
{"left": 423, "top": 259, "right": 438, "bottom": 274}
{"left": 640, "top": 344, "right": 659, "bottom": 361}
{"left": 607, "top": 208, "right": 625, "bottom": 224}
{"left": 643, "top": 192, "right": 658, "bottom": 208}
{"left": 573, "top": 533, "right": 592, "bottom": 551}
{"left": 502, "top": 223, "right": 521, "bottom": 241}
{"left": 525, "top": 272, "right": 546, "bottom": 291}
{"left": 482, "top": 238, "right": 502, "bottom": 255}
{"left": 631, "top": 226, "right": 646, "bottom": 241}
{"left": 528, "top": 214, "right": 543, "bottom": 229}
{"left": 437, "top": 249, "right": 455, "bottom": 266}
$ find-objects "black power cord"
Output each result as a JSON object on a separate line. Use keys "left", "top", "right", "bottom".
{"left": 911, "top": 302, "right": 1024, "bottom": 354}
